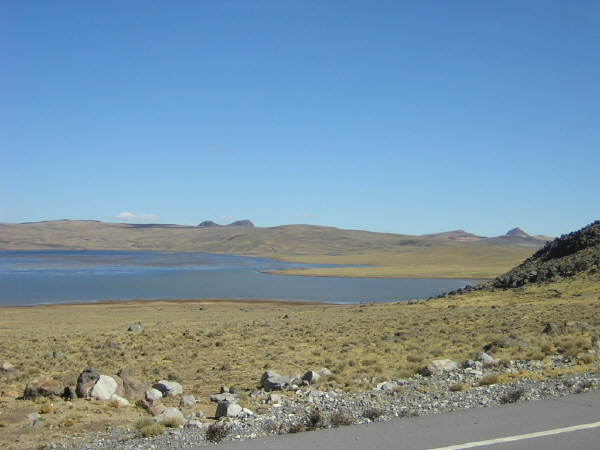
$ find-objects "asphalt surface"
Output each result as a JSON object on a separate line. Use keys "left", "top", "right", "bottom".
{"left": 194, "top": 390, "right": 600, "bottom": 450}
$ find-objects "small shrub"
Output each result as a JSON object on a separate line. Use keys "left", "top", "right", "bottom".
{"left": 363, "top": 407, "right": 383, "bottom": 421}
{"left": 39, "top": 403, "right": 53, "bottom": 414}
{"left": 134, "top": 417, "right": 165, "bottom": 438}
{"left": 478, "top": 374, "right": 500, "bottom": 386}
{"left": 449, "top": 382, "right": 469, "bottom": 392}
{"left": 288, "top": 422, "right": 306, "bottom": 433}
{"left": 331, "top": 412, "right": 354, "bottom": 427}
{"left": 161, "top": 415, "right": 184, "bottom": 428}
{"left": 61, "top": 418, "right": 76, "bottom": 427}
{"left": 500, "top": 388, "right": 524, "bottom": 404}
{"left": 205, "top": 422, "right": 229, "bottom": 443}
{"left": 576, "top": 380, "right": 595, "bottom": 393}
{"left": 579, "top": 354, "right": 598, "bottom": 365}
{"left": 307, "top": 409, "right": 326, "bottom": 431}
{"left": 406, "top": 354, "right": 425, "bottom": 363}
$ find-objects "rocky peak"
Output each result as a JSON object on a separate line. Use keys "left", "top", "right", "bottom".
{"left": 505, "top": 228, "right": 529, "bottom": 238}
{"left": 227, "top": 220, "right": 254, "bottom": 227}
{"left": 198, "top": 220, "right": 254, "bottom": 227}
{"left": 197, "top": 221, "right": 222, "bottom": 227}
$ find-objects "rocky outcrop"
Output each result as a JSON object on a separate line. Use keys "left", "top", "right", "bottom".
{"left": 23, "top": 376, "right": 67, "bottom": 400}
{"left": 438, "top": 220, "right": 599, "bottom": 297}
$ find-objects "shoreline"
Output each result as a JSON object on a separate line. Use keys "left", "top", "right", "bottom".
{"left": 0, "top": 297, "right": 332, "bottom": 309}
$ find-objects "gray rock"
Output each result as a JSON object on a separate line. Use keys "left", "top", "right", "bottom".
{"left": 109, "top": 394, "right": 129, "bottom": 407}
{"left": 261, "top": 371, "right": 290, "bottom": 391}
{"left": 117, "top": 368, "right": 147, "bottom": 401}
{"left": 210, "top": 393, "right": 237, "bottom": 403}
{"left": 463, "top": 360, "right": 484, "bottom": 370}
{"left": 302, "top": 371, "right": 321, "bottom": 385}
{"left": 154, "top": 407, "right": 184, "bottom": 425}
{"left": 215, "top": 401, "right": 243, "bottom": 419}
{"left": 76, "top": 367, "right": 101, "bottom": 398}
{"left": 152, "top": 380, "right": 183, "bottom": 397}
{"left": 267, "top": 393, "right": 282, "bottom": 405}
{"left": 421, "top": 359, "right": 460, "bottom": 376}
{"left": 179, "top": 395, "right": 197, "bottom": 406}
{"left": 378, "top": 381, "right": 399, "bottom": 391}
{"left": 127, "top": 323, "right": 143, "bottom": 332}
{"left": 90, "top": 375, "right": 118, "bottom": 400}
{"left": 146, "top": 388, "right": 163, "bottom": 401}
{"left": 317, "top": 368, "right": 333, "bottom": 377}
{"left": 0, "top": 361, "right": 14, "bottom": 372}
{"left": 476, "top": 352, "right": 500, "bottom": 365}
{"left": 185, "top": 420, "right": 205, "bottom": 429}
{"left": 23, "top": 376, "right": 67, "bottom": 400}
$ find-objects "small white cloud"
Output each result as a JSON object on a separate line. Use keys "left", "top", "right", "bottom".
{"left": 219, "top": 215, "right": 235, "bottom": 222}
{"left": 293, "top": 212, "right": 316, "bottom": 218}
{"left": 116, "top": 212, "right": 159, "bottom": 222}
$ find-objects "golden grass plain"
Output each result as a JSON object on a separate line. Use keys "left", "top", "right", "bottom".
{"left": 1, "top": 271, "right": 599, "bottom": 449}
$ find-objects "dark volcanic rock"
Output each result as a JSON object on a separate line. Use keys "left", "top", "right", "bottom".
{"left": 439, "top": 221, "right": 599, "bottom": 297}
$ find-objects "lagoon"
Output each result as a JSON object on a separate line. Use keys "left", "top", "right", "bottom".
{"left": 0, "top": 251, "right": 479, "bottom": 306}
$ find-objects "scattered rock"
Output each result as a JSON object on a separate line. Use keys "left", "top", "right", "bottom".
{"left": 155, "top": 407, "right": 184, "bottom": 425}
{"left": 23, "top": 376, "right": 67, "bottom": 400}
{"left": 0, "top": 361, "right": 14, "bottom": 372}
{"left": 302, "top": 371, "right": 321, "bottom": 385}
{"left": 210, "top": 393, "right": 237, "bottom": 403}
{"left": 145, "top": 388, "right": 163, "bottom": 405}
{"left": 317, "top": 368, "right": 333, "bottom": 377}
{"left": 378, "top": 382, "right": 399, "bottom": 391}
{"left": 90, "top": 375, "right": 119, "bottom": 400}
{"left": 104, "top": 337, "right": 121, "bottom": 350}
{"left": 109, "top": 394, "right": 129, "bottom": 407}
{"left": 76, "top": 367, "right": 101, "bottom": 398}
{"left": 483, "top": 338, "right": 530, "bottom": 352}
{"left": 180, "top": 395, "right": 197, "bottom": 407}
{"left": 421, "top": 359, "right": 460, "bottom": 376}
{"left": 476, "top": 352, "right": 500, "bottom": 365}
{"left": 117, "top": 368, "right": 147, "bottom": 401}
{"left": 127, "top": 323, "right": 144, "bottom": 332}
{"left": 261, "top": 371, "right": 290, "bottom": 391}
{"left": 152, "top": 380, "right": 183, "bottom": 397}
{"left": 215, "top": 401, "right": 243, "bottom": 419}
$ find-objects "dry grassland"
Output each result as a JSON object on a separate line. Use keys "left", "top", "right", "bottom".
{"left": 1, "top": 271, "right": 599, "bottom": 448}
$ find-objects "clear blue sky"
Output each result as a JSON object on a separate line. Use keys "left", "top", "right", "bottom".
{"left": 1, "top": 1, "right": 598, "bottom": 238}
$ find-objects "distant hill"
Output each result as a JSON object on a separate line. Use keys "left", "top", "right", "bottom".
{"left": 0, "top": 220, "right": 556, "bottom": 278}
{"left": 198, "top": 219, "right": 254, "bottom": 227}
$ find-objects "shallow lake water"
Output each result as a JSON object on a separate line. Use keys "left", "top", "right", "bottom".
{"left": 0, "top": 251, "right": 481, "bottom": 306}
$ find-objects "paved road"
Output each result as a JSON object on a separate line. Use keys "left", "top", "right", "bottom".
{"left": 196, "top": 391, "right": 600, "bottom": 450}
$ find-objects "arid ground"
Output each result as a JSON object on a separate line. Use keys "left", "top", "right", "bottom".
{"left": 1, "top": 269, "right": 599, "bottom": 449}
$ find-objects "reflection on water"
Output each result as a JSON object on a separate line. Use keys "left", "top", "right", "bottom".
{"left": 0, "top": 251, "right": 480, "bottom": 306}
